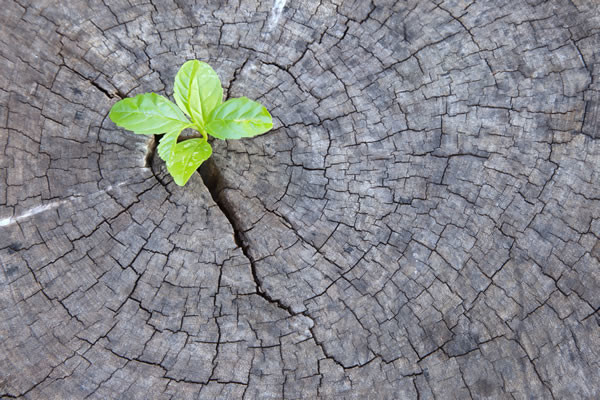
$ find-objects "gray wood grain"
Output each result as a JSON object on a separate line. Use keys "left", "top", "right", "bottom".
{"left": 1, "top": 0, "right": 599, "bottom": 398}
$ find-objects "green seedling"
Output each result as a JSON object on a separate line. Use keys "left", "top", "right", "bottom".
{"left": 109, "top": 60, "right": 273, "bottom": 186}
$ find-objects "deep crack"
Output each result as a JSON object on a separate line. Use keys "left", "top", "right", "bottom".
{"left": 144, "top": 135, "right": 158, "bottom": 168}
{"left": 198, "top": 158, "right": 295, "bottom": 316}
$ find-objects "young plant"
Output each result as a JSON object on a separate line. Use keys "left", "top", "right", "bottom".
{"left": 109, "top": 60, "right": 273, "bottom": 186}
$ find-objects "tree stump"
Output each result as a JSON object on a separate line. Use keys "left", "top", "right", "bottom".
{"left": 1, "top": 0, "right": 600, "bottom": 398}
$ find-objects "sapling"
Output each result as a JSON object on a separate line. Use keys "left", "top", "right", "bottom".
{"left": 109, "top": 60, "right": 273, "bottom": 186}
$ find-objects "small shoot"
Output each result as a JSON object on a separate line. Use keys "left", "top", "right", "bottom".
{"left": 109, "top": 60, "right": 273, "bottom": 186}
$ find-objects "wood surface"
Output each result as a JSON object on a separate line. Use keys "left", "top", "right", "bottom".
{"left": 1, "top": 0, "right": 600, "bottom": 398}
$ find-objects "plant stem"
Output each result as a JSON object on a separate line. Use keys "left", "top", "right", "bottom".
{"left": 194, "top": 123, "right": 208, "bottom": 141}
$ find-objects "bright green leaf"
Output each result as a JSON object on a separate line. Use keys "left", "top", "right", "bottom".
{"left": 157, "top": 126, "right": 185, "bottom": 163}
{"left": 205, "top": 97, "right": 273, "bottom": 140}
{"left": 109, "top": 93, "right": 191, "bottom": 135}
{"left": 166, "top": 138, "right": 212, "bottom": 186}
{"left": 174, "top": 60, "right": 223, "bottom": 126}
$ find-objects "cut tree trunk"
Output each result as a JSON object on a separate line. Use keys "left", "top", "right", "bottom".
{"left": 1, "top": 0, "right": 600, "bottom": 398}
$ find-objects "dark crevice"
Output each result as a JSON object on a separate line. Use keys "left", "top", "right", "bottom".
{"left": 198, "top": 157, "right": 223, "bottom": 200}
{"left": 199, "top": 158, "right": 359, "bottom": 369}
{"left": 147, "top": 134, "right": 173, "bottom": 195}
{"left": 145, "top": 135, "right": 158, "bottom": 168}
{"left": 199, "top": 161, "right": 352, "bottom": 370}
{"left": 90, "top": 79, "right": 124, "bottom": 99}
{"left": 198, "top": 158, "right": 295, "bottom": 316}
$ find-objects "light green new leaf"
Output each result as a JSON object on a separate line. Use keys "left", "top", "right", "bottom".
{"left": 205, "top": 97, "right": 273, "bottom": 140}
{"left": 109, "top": 93, "right": 191, "bottom": 134}
{"left": 166, "top": 139, "right": 212, "bottom": 186}
{"left": 157, "top": 127, "right": 185, "bottom": 163}
{"left": 174, "top": 60, "right": 223, "bottom": 126}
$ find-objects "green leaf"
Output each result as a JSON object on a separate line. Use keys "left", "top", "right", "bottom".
{"left": 205, "top": 97, "right": 273, "bottom": 140}
{"left": 166, "top": 139, "right": 212, "bottom": 186}
{"left": 109, "top": 93, "right": 191, "bottom": 135}
{"left": 174, "top": 60, "right": 223, "bottom": 126}
{"left": 156, "top": 127, "right": 184, "bottom": 163}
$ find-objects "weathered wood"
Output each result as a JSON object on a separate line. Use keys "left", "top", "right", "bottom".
{"left": 1, "top": 0, "right": 600, "bottom": 398}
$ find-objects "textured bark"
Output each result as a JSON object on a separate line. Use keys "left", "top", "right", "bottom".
{"left": 1, "top": 0, "right": 600, "bottom": 398}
